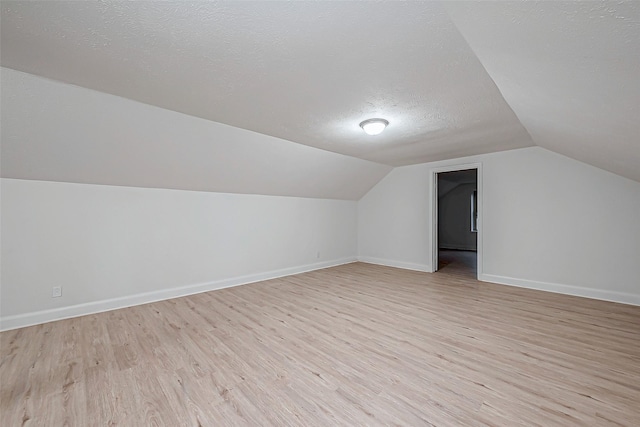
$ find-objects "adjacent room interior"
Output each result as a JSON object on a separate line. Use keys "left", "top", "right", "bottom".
{"left": 436, "top": 168, "right": 478, "bottom": 277}
{"left": 1, "top": 1, "right": 639, "bottom": 425}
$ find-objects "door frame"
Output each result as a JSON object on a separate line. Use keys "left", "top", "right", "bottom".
{"left": 430, "top": 162, "right": 483, "bottom": 278}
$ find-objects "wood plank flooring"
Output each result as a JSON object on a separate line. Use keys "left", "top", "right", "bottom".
{"left": 1, "top": 261, "right": 639, "bottom": 426}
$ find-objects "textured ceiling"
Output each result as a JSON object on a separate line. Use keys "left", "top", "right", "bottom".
{"left": 446, "top": 1, "right": 640, "bottom": 182}
{"left": 0, "top": 1, "right": 533, "bottom": 168}
{"left": 1, "top": 67, "right": 391, "bottom": 200}
{"left": 1, "top": 1, "right": 637, "bottom": 183}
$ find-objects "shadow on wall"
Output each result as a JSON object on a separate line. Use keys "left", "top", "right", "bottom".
{"left": 438, "top": 170, "right": 477, "bottom": 251}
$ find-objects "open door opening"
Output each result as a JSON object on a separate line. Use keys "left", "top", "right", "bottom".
{"left": 433, "top": 167, "right": 479, "bottom": 279}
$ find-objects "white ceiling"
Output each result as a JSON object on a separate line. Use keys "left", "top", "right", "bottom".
{"left": 0, "top": 1, "right": 638, "bottom": 182}
{"left": 1, "top": 68, "right": 391, "bottom": 200}
{"left": 445, "top": 1, "right": 640, "bottom": 182}
{"left": 0, "top": 1, "right": 533, "bottom": 167}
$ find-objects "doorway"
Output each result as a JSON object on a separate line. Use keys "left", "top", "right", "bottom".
{"left": 431, "top": 164, "right": 481, "bottom": 279}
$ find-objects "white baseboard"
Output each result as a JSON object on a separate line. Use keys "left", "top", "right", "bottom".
{"left": 0, "top": 257, "right": 357, "bottom": 331}
{"left": 439, "top": 245, "right": 477, "bottom": 251}
{"left": 358, "top": 256, "right": 432, "bottom": 273}
{"left": 479, "top": 273, "right": 640, "bottom": 306}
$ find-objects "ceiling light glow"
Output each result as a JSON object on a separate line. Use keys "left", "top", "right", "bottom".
{"left": 359, "top": 118, "right": 389, "bottom": 136}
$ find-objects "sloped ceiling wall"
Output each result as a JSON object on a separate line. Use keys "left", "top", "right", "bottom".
{"left": 1, "top": 1, "right": 638, "bottom": 200}
{"left": 446, "top": 2, "right": 640, "bottom": 182}
{"left": 0, "top": 1, "right": 534, "bottom": 168}
{"left": 1, "top": 68, "right": 391, "bottom": 200}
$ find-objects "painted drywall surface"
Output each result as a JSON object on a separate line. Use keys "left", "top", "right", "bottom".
{"left": 445, "top": 1, "right": 640, "bottom": 183}
{"left": 357, "top": 165, "right": 432, "bottom": 271}
{"left": 358, "top": 146, "right": 640, "bottom": 303}
{"left": 1, "top": 2, "right": 533, "bottom": 166}
{"left": 0, "top": 179, "right": 357, "bottom": 325}
{"left": 0, "top": 68, "right": 391, "bottom": 200}
{"left": 438, "top": 183, "right": 477, "bottom": 251}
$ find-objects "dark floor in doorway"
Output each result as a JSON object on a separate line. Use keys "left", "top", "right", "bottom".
{"left": 438, "top": 249, "right": 477, "bottom": 279}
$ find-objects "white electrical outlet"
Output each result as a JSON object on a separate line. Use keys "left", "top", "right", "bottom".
{"left": 316, "top": 251, "right": 320, "bottom": 259}
{"left": 52, "top": 286, "right": 62, "bottom": 298}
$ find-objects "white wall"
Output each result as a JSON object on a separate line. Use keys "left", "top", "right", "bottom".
{"left": 357, "top": 165, "right": 432, "bottom": 272}
{"left": 1, "top": 68, "right": 391, "bottom": 200}
{"left": 358, "top": 146, "right": 640, "bottom": 305}
{"left": 1, "top": 179, "right": 357, "bottom": 330}
{"left": 439, "top": 183, "right": 477, "bottom": 251}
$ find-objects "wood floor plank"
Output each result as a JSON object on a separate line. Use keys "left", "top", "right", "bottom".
{"left": 1, "top": 260, "right": 639, "bottom": 426}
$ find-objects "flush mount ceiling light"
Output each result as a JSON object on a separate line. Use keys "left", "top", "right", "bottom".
{"left": 359, "top": 118, "right": 389, "bottom": 136}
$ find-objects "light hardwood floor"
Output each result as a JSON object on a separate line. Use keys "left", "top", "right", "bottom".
{"left": 1, "top": 261, "right": 639, "bottom": 426}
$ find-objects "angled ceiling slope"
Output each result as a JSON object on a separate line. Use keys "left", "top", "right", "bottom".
{"left": 446, "top": 1, "right": 640, "bottom": 182}
{"left": 1, "top": 1, "right": 637, "bottom": 184}
{"left": 1, "top": 68, "right": 391, "bottom": 200}
{"left": 0, "top": 1, "right": 533, "bottom": 171}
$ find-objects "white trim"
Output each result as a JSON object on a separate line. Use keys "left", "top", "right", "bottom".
{"left": 0, "top": 257, "right": 357, "bottom": 331}
{"left": 358, "top": 256, "right": 431, "bottom": 272}
{"left": 430, "top": 162, "right": 483, "bottom": 276}
{"left": 480, "top": 273, "right": 640, "bottom": 307}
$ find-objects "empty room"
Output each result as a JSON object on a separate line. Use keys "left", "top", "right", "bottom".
{"left": 1, "top": 1, "right": 639, "bottom": 426}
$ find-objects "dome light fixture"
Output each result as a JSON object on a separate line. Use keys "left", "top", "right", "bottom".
{"left": 359, "top": 118, "right": 389, "bottom": 136}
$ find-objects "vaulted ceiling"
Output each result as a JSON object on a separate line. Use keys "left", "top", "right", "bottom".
{"left": 1, "top": 1, "right": 638, "bottom": 185}
{"left": 445, "top": 1, "right": 640, "bottom": 183}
